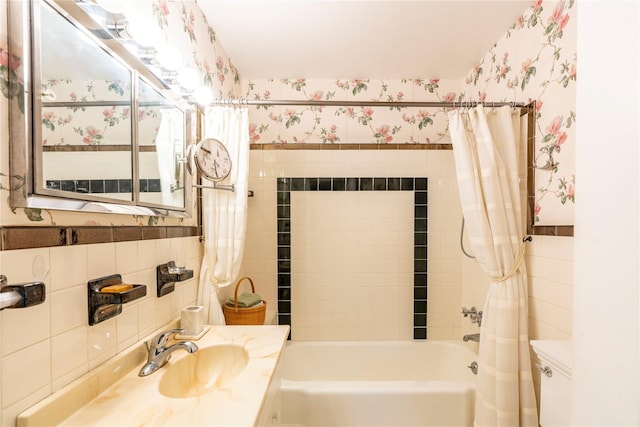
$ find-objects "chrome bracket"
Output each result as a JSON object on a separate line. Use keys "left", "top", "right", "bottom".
{"left": 0, "top": 275, "right": 46, "bottom": 310}
{"left": 535, "top": 363, "right": 553, "bottom": 378}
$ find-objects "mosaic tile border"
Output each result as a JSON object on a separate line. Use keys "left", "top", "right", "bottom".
{"left": 277, "top": 177, "right": 428, "bottom": 340}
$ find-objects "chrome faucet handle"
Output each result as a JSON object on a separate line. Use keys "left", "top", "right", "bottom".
{"left": 475, "top": 310, "right": 483, "bottom": 327}
{"left": 148, "top": 328, "right": 185, "bottom": 350}
{"left": 461, "top": 306, "right": 477, "bottom": 317}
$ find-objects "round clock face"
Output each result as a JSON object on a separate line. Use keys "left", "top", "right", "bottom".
{"left": 193, "top": 138, "right": 232, "bottom": 182}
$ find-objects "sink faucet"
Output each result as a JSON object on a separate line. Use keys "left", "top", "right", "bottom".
{"left": 138, "top": 328, "right": 198, "bottom": 377}
{"left": 463, "top": 333, "right": 480, "bottom": 342}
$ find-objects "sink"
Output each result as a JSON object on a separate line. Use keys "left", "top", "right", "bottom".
{"left": 158, "top": 343, "right": 249, "bottom": 398}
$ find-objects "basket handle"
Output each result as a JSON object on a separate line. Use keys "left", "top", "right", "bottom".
{"left": 232, "top": 277, "right": 256, "bottom": 310}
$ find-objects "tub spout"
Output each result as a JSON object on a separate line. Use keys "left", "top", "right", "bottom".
{"left": 463, "top": 333, "right": 480, "bottom": 342}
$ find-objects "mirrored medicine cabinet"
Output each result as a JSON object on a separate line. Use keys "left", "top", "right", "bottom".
{"left": 8, "top": 0, "right": 194, "bottom": 217}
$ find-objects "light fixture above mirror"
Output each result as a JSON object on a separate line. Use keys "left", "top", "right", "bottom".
{"left": 7, "top": 0, "right": 195, "bottom": 217}
{"left": 72, "top": 0, "right": 204, "bottom": 105}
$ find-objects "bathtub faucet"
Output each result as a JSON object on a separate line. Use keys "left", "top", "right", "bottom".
{"left": 461, "top": 306, "right": 483, "bottom": 327}
{"left": 138, "top": 328, "right": 198, "bottom": 377}
{"left": 463, "top": 333, "right": 480, "bottom": 342}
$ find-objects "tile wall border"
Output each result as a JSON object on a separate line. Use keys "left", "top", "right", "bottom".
{"left": 0, "top": 226, "right": 201, "bottom": 251}
{"left": 250, "top": 143, "right": 452, "bottom": 151}
{"left": 277, "top": 177, "right": 429, "bottom": 340}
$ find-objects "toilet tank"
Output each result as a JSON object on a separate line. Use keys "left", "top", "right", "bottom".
{"left": 531, "top": 340, "right": 572, "bottom": 427}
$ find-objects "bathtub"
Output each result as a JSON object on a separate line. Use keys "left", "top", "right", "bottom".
{"left": 277, "top": 340, "right": 478, "bottom": 427}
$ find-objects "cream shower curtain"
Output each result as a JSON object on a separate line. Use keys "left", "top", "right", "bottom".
{"left": 155, "top": 109, "right": 183, "bottom": 207}
{"left": 197, "top": 106, "right": 250, "bottom": 324}
{"left": 448, "top": 105, "right": 538, "bottom": 427}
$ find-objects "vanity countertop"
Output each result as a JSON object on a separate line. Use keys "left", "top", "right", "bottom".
{"left": 17, "top": 324, "right": 290, "bottom": 427}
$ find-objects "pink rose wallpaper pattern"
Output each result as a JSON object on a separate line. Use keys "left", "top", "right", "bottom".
{"left": 244, "top": 0, "right": 576, "bottom": 225}
{"left": 0, "top": 0, "right": 575, "bottom": 225}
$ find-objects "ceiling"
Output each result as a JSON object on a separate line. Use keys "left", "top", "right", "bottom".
{"left": 197, "top": 0, "right": 531, "bottom": 80}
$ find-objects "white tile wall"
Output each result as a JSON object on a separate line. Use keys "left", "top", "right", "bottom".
{"left": 424, "top": 151, "right": 465, "bottom": 339}
{"left": 86, "top": 243, "right": 116, "bottom": 280}
{"left": 2, "top": 340, "right": 50, "bottom": 409}
{"left": 0, "top": 236, "right": 202, "bottom": 427}
{"left": 1, "top": 249, "right": 51, "bottom": 357}
{"left": 0, "top": 153, "right": 575, "bottom": 426}
{"left": 243, "top": 149, "right": 574, "bottom": 344}
{"left": 243, "top": 149, "right": 466, "bottom": 340}
{"left": 44, "top": 152, "right": 132, "bottom": 180}
{"left": 50, "top": 286, "right": 86, "bottom": 336}
{"left": 51, "top": 326, "right": 87, "bottom": 391}
{"left": 526, "top": 235, "right": 574, "bottom": 340}
{"left": 525, "top": 234, "right": 574, "bottom": 408}
{"left": 291, "top": 191, "right": 414, "bottom": 340}
{"left": 50, "top": 245, "right": 87, "bottom": 292}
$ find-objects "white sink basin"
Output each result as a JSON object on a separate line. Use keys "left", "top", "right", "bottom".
{"left": 158, "top": 343, "right": 249, "bottom": 398}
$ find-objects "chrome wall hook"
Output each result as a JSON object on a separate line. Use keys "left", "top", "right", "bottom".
{"left": 534, "top": 146, "right": 557, "bottom": 170}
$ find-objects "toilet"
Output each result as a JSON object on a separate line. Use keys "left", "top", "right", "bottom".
{"left": 530, "top": 340, "right": 572, "bottom": 427}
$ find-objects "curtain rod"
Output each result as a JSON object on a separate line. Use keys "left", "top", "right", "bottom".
{"left": 210, "top": 99, "right": 531, "bottom": 109}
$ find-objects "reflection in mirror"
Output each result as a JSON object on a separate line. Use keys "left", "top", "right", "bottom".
{"left": 7, "top": 0, "right": 193, "bottom": 217}
{"left": 38, "top": 0, "right": 134, "bottom": 202}
{"left": 138, "top": 78, "right": 185, "bottom": 208}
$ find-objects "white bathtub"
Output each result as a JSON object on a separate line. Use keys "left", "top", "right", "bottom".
{"left": 278, "top": 340, "right": 478, "bottom": 427}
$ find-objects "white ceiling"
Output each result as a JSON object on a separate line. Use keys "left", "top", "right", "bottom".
{"left": 198, "top": 0, "right": 531, "bottom": 80}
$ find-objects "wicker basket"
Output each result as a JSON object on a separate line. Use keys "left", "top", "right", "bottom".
{"left": 223, "top": 277, "right": 266, "bottom": 325}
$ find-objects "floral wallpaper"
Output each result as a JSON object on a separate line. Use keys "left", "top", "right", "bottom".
{"left": 463, "top": 0, "right": 576, "bottom": 225}
{"left": 1, "top": 0, "right": 576, "bottom": 226}
{"left": 245, "top": 78, "right": 463, "bottom": 145}
{"left": 41, "top": 79, "right": 168, "bottom": 147}
{"left": 244, "top": 0, "right": 576, "bottom": 225}
{"left": 41, "top": 80, "right": 135, "bottom": 146}
{"left": 0, "top": 0, "right": 242, "bottom": 226}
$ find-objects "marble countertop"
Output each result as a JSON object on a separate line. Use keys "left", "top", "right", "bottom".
{"left": 17, "top": 324, "right": 290, "bottom": 427}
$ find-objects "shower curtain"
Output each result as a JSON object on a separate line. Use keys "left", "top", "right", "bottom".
{"left": 197, "top": 106, "right": 250, "bottom": 324}
{"left": 155, "top": 109, "right": 183, "bottom": 206}
{"left": 448, "top": 105, "right": 538, "bottom": 427}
